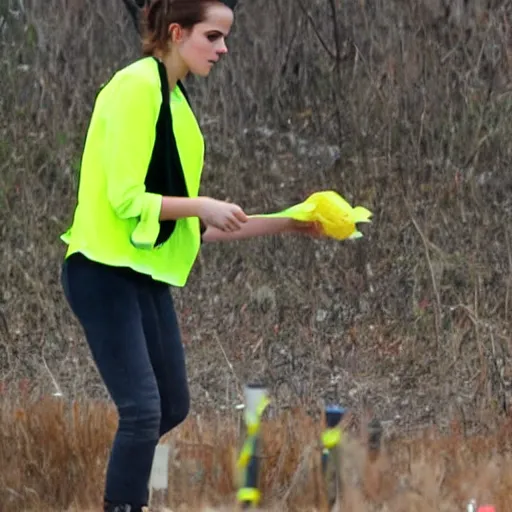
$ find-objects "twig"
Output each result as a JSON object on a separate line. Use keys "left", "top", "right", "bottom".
{"left": 294, "top": 0, "right": 336, "bottom": 60}
{"left": 505, "top": 229, "right": 512, "bottom": 321}
{"left": 352, "top": 41, "right": 385, "bottom": 104}
{"left": 121, "top": 0, "right": 142, "bottom": 33}
{"left": 213, "top": 332, "right": 243, "bottom": 402}
{"left": 280, "top": 443, "right": 315, "bottom": 503}
{"left": 327, "top": 0, "right": 345, "bottom": 146}
{"left": 0, "top": 308, "right": 10, "bottom": 344}
{"left": 406, "top": 205, "right": 442, "bottom": 352}
{"left": 41, "top": 335, "right": 64, "bottom": 397}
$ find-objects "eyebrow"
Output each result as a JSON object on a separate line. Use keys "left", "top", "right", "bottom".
{"left": 205, "top": 29, "right": 227, "bottom": 37}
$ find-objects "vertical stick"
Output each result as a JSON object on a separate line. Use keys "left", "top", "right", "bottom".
{"left": 236, "top": 383, "right": 270, "bottom": 509}
{"left": 321, "top": 405, "right": 345, "bottom": 510}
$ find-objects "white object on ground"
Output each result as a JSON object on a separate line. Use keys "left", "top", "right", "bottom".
{"left": 149, "top": 443, "right": 170, "bottom": 491}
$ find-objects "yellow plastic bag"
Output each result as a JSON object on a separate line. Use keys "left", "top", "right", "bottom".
{"left": 252, "top": 190, "right": 373, "bottom": 240}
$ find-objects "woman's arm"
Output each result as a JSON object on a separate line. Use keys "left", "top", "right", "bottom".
{"left": 159, "top": 196, "right": 202, "bottom": 220}
{"left": 201, "top": 217, "right": 319, "bottom": 242}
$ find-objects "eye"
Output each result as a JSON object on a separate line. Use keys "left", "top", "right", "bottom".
{"left": 207, "top": 33, "right": 221, "bottom": 42}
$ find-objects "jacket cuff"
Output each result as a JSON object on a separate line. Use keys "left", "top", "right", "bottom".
{"left": 130, "top": 193, "right": 162, "bottom": 250}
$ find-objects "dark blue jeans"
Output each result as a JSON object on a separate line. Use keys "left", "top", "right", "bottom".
{"left": 61, "top": 252, "right": 190, "bottom": 508}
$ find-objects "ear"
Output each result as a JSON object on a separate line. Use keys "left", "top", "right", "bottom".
{"left": 168, "top": 22, "right": 183, "bottom": 43}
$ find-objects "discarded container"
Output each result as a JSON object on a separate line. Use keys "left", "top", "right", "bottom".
{"left": 466, "top": 500, "right": 496, "bottom": 512}
{"left": 467, "top": 499, "right": 477, "bottom": 512}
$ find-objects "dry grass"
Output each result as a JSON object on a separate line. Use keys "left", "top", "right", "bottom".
{"left": 1, "top": 394, "right": 512, "bottom": 511}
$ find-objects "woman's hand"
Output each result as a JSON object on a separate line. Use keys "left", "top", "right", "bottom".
{"left": 197, "top": 197, "right": 248, "bottom": 232}
{"left": 289, "top": 219, "right": 325, "bottom": 238}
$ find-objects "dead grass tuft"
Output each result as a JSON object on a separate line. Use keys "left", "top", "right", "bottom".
{"left": 1, "top": 396, "right": 512, "bottom": 511}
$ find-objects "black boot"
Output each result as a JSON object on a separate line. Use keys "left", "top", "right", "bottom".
{"left": 103, "top": 500, "right": 143, "bottom": 512}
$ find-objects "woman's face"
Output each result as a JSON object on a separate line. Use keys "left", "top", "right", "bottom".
{"left": 173, "top": 3, "right": 234, "bottom": 77}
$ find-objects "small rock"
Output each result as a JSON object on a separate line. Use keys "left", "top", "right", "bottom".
{"left": 316, "top": 309, "right": 328, "bottom": 322}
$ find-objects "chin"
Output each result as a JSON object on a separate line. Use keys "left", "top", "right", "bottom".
{"left": 194, "top": 69, "right": 212, "bottom": 78}
{"left": 189, "top": 64, "right": 214, "bottom": 78}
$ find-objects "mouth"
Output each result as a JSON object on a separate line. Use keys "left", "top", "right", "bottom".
{"left": 208, "top": 59, "right": 219, "bottom": 65}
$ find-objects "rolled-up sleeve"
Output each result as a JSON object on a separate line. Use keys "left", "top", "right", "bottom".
{"left": 102, "top": 71, "right": 162, "bottom": 250}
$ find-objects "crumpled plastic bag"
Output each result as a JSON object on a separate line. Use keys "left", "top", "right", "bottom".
{"left": 252, "top": 190, "right": 373, "bottom": 240}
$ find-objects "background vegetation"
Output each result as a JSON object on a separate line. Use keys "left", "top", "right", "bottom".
{"left": 1, "top": 0, "right": 512, "bottom": 508}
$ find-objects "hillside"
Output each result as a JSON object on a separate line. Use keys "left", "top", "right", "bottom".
{"left": 1, "top": 0, "right": 512, "bottom": 437}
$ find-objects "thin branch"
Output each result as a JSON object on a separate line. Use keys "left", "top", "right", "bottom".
{"left": 505, "top": 229, "right": 512, "bottom": 321}
{"left": 294, "top": 0, "right": 336, "bottom": 60}
{"left": 213, "top": 332, "right": 243, "bottom": 402}
{"left": 121, "top": 0, "right": 142, "bottom": 33}
{"left": 327, "top": 0, "right": 345, "bottom": 145}
{"left": 327, "top": 0, "right": 342, "bottom": 66}
{"left": 406, "top": 203, "right": 443, "bottom": 352}
{"left": 41, "top": 339, "right": 64, "bottom": 397}
{"left": 0, "top": 309, "right": 10, "bottom": 344}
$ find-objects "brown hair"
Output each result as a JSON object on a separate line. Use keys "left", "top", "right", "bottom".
{"left": 141, "top": 0, "right": 217, "bottom": 56}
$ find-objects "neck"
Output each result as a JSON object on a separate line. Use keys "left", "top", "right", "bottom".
{"left": 153, "top": 48, "right": 188, "bottom": 91}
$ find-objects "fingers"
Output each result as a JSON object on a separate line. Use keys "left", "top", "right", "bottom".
{"left": 223, "top": 205, "right": 247, "bottom": 232}
{"left": 225, "top": 216, "right": 242, "bottom": 232}
{"left": 233, "top": 207, "right": 248, "bottom": 224}
{"left": 313, "top": 222, "right": 325, "bottom": 238}
{"left": 201, "top": 200, "right": 248, "bottom": 233}
{"left": 299, "top": 221, "right": 314, "bottom": 230}
{"left": 293, "top": 220, "right": 325, "bottom": 238}
{"left": 216, "top": 214, "right": 245, "bottom": 232}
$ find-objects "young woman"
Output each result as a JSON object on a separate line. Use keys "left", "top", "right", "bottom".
{"left": 60, "top": 1, "right": 319, "bottom": 510}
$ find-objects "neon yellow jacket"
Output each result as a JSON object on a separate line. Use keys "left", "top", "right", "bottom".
{"left": 61, "top": 57, "right": 204, "bottom": 286}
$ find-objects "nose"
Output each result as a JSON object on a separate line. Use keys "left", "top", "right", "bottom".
{"left": 217, "top": 38, "right": 228, "bottom": 55}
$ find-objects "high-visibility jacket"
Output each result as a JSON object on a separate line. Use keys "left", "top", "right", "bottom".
{"left": 60, "top": 56, "right": 204, "bottom": 286}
